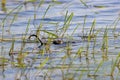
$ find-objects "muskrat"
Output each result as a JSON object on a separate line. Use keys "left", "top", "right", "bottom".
{"left": 28, "top": 34, "right": 63, "bottom": 47}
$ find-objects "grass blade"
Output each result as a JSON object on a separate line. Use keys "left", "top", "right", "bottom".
{"left": 94, "top": 60, "right": 104, "bottom": 75}
{"left": 80, "top": 0, "right": 88, "bottom": 8}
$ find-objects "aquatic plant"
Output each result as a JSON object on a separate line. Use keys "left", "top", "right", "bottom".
{"left": 1, "top": 0, "right": 120, "bottom": 80}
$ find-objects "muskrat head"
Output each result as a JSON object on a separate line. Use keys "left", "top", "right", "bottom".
{"left": 53, "top": 39, "right": 63, "bottom": 45}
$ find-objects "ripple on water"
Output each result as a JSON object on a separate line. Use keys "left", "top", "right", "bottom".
{"left": 0, "top": 0, "right": 120, "bottom": 80}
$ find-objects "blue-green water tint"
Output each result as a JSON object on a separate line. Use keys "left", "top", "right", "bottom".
{"left": 0, "top": 0, "right": 120, "bottom": 80}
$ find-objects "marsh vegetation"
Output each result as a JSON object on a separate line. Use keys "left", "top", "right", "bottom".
{"left": 0, "top": 0, "right": 120, "bottom": 80}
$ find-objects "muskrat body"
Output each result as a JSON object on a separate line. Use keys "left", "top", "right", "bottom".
{"left": 28, "top": 34, "right": 63, "bottom": 47}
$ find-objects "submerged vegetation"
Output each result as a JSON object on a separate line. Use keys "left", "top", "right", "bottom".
{"left": 0, "top": 0, "right": 120, "bottom": 80}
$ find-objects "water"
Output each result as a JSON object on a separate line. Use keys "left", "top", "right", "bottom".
{"left": 0, "top": 0, "right": 120, "bottom": 80}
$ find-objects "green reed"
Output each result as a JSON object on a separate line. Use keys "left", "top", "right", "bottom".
{"left": 1, "top": 4, "right": 23, "bottom": 28}
{"left": 1, "top": 0, "right": 6, "bottom": 12}
{"left": 88, "top": 19, "right": 96, "bottom": 39}
{"left": 112, "top": 17, "right": 120, "bottom": 38}
{"left": 92, "top": 29, "right": 100, "bottom": 58}
{"left": 79, "top": 0, "right": 88, "bottom": 8}
{"left": 82, "top": 15, "right": 87, "bottom": 37}
{"left": 9, "top": 39, "right": 15, "bottom": 56}
{"left": 43, "top": 5, "right": 51, "bottom": 19}
{"left": 8, "top": 6, "right": 23, "bottom": 32}
{"left": 111, "top": 17, "right": 120, "bottom": 33}
{"left": 111, "top": 53, "right": 120, "bottom": 76}
{"left": 36, "top": 4, "right": 51, "bottom": 37}
{"left": 38, "top": 0, "right": 45, "bottom": 8}
{"left": 86, "top": 19, "right": 96, "bottom": 59}
{"left": 9, "top": 18, "right": 31, "bottom": 68}
{"left": 68, "top": 47, "right": 84, "bottom": 80}
{"left": 1, "top": 4, "right": 23, "bottom": 41}
{"left": 1, "top": 1, "right": 120, "bottom": 80}
{"left": 101, "top": 27, "right": 108, "bottom": 60}
{"left": 37, "top": 57, "right": 49, "bottom": 69}
{"left": 94, "top": 60, "right": 104, "bottom": 75}
{"left": 61, "top": 11, "right": 74, "bottom": 38}
{"left": 71, "top": 23, "right": 81, "bottom": 36}
{"left": 20, "top": 18, "right": 31, "bottom": 52}
{"left": 78, "top": 70, "right": 84, "bottom": 80}
{"left": 0, "top": 56, "right": 8, "bottom": 76}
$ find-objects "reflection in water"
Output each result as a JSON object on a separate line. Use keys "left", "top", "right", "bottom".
{"left": 1, "top": 0, "right": 7, "bottom": 12}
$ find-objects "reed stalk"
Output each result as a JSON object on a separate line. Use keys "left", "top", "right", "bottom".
{"left": 111, "top": 53, "right": 120, "bottom": 76}
{"left": 94, "top": 60, "right": 104, "bottom": 75}
{"left": 1, "top": 0, "right": 6, "bottom": 12}
{"left": 101, "top": 27, "right": 108, "bottom": 60}
{"left": 60, "top": 12, "right": 74, "bottom": 38}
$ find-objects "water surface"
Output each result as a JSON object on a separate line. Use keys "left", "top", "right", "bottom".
{"left": 0, "top": 0, "right": 120, "bottom": 80}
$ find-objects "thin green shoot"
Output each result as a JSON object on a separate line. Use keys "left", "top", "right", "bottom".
{"left": 64, "top": 10, "right": 68, "bottom": 24}
{"left": 76, "top": 47, "right": 83, "bottom": 62}
{"left": 94, "top": 60, "right": 104, "bottom": 75}
{"left": 37, "top": 57, "right": 49, "bottom": 69}
{"left": 20, "top": 18, "right": 31, "bottom": 52}
{"left": 82, "top": 15, "right": 87, "bottom": 37}
{"left": 36, "top": 23, "right": 43, "bottom": 36}
{"left": 26, "top": 0, "right": 37, "bottom": 2}
{"left": 36, "top": 5, "right": 51, "bottom": 36}
{"left": 38, "top": 0, "right": 44, "bottom": 8}
{"left": 9, "top": 39, "right": 15, "bottom": 55}
{"left": 1, "top": 5, "right": 23, "bottom": 40}
{"left": 112, "top": 17, "right": 120, "bottom": 36}
{"left": 42, "top": 5, "right": 51, "bottom": 19}
{"left": 8, "top": 6, "right": 23, "bottom": 31}
{"left": 88, "top": 19, "right": 96, "bottom": 40}
{"left": 92, "top": 29, "right": 100, "bottom": 58}
{"left": 101, "top": 27, "right": 108, "bottom": 60}
{"left": 25, "top": 18, "right": 31, "bottom": 36}
{"left": 1, "top": 4, "right": 23, "bottom": 28}
{"left": 93, "top": 5, "right": 106, "bottom": 8}
{"left": 61, "top": 12, "right": 74, "bottom": 38}
{"left": 78, "top": 70, "right": 84, "bottom": 80}
{"left": 71, "top": 23, "right": 80, "bottom": 36}
{"left": 42, "top": 30, "right": 59, "bottom": 38}
{"left": 111, "top": 53, "right": 120, "bottom": 76}
{"left": 85, "top": 19, "right": 96, "bottom": 59}
{"left": 79, "top": 0, "right": 88, "bottom": 8}
{"left": 1, "top": 0, "right": 6, "bottom": 12}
